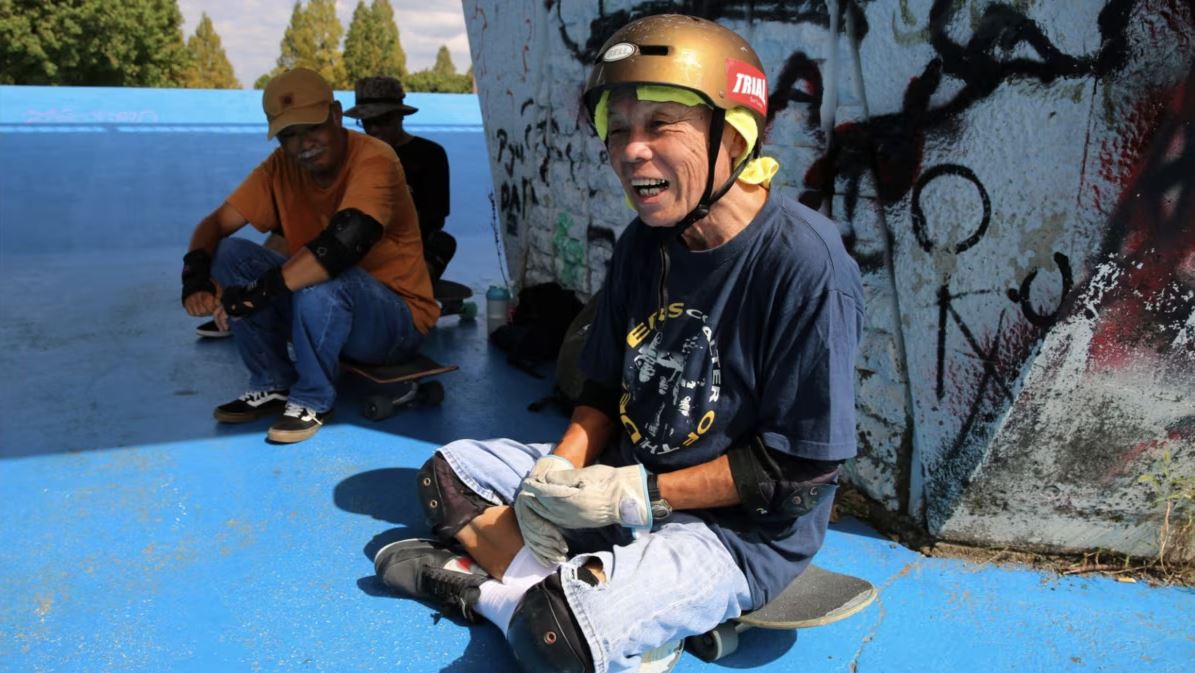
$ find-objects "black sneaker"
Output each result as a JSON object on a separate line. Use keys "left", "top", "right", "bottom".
{"left": 213, "top": 390, "right": 288, "bottom": 423}
{"left": 374, "top": 538, "right": 489, "bottom": 622}
{"left": 266, "top": 402, "right": 330, "bottom": 443}
{"left": 195, "top": 319, "right": 232, "bottom": 339}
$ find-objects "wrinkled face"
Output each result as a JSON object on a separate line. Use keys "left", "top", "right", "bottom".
{"left": 276, "top": 103, "right": 346, "bottom": 175}
{"left": 359, "top": 110, "right": 406, "bottom": 147}
{"left": 604, "top": 90, "right": 739, "bottom": 228}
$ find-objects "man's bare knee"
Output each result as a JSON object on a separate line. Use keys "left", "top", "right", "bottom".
{"left": 583, "top": 558, "right": 606, "bottom": 584}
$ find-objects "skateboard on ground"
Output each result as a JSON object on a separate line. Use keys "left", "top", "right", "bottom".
{"left": 685, "top": 565, "right": 877, "bottom": 662}
{"left": 435, "top": 279, "right": 477, "bottom": 319}
{"left": 341, "top": 354, "right": 458, "bottom": 420}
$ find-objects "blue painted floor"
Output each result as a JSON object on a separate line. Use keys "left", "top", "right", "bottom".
{"left": 2, "top": 129, "right": 1193, "bottom": 672}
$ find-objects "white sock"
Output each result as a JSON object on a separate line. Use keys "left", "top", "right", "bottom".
{"left": 475, "top": 546, "right": 557, "bottom": 635}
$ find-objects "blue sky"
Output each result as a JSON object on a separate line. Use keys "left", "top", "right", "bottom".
{"left": 178, "top": 0, "right": 471, "bottom": 88}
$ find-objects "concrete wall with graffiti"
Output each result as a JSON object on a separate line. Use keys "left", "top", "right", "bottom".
{"left": 463, "top": 0, "right": 1195, "bottom": 560}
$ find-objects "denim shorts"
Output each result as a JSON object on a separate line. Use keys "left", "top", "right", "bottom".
{"left": 438, "top": 438, "right": 753, "bottom": 673}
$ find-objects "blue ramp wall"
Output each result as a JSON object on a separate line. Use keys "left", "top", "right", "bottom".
{"left": 0, "top": 86, "right": 489, "bottom": 255}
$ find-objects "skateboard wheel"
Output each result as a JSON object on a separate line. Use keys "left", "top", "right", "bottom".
{"left": 419, "top": 381, "right": 445, "bottom": 406}
{"left": 364, "top": 395, "right": 395, "bottom": 421}
{"left": 459, "top": 301, "right": 478, "bottom": 320}
{"left": 685, "top": 623, "right": 738, "bottom": 662}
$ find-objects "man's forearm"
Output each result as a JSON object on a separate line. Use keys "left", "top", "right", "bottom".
{"left": 188, "top": 202, "right": 248, "bottom": 254}
{"left": 657, "top": 454, "right": 740, "bottom": 511}
{"left": 552, "top": 405, "right": 617, "bottom": 468}
{"left": 276, "top": 247, "right": 330, "bottom": 292}
{"left": 187, "top": 213, "right": 225, "bottom": 255}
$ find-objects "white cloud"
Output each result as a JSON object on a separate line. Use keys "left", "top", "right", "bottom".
{"left": 179, "top": 0, "right": 471, "bottom": 88}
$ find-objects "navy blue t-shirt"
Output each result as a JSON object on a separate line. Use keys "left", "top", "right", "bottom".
{"left": 581, "top": 192, "right": 865, "bottom": 607}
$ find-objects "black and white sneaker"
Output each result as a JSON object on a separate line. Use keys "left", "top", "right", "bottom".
{"left": 195, "top": 320, "right": 232, "bottom": 339}
{"left": 213, "top": 390, "right": 288, "bottom": 423}
{"left": 266, "top": 402, "right": 330, "bottom": 443}
{"left": 374, "top": 538, "right": 489, "bottom": 622}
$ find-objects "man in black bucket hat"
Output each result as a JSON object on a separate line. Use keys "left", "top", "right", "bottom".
{"left": 345, "top": 76, "right": 456, "bottom": 281}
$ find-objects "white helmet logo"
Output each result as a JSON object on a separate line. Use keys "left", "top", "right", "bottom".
{"left": 603, "top": 43, "right": 636, "bottom": 62}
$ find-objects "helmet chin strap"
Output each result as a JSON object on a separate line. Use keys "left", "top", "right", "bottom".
{"left": 671, "top": 108, "right": 757, "bottom": 241}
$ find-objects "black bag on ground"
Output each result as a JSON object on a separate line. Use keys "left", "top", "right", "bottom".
{"left": 489, "top": 282, "right": 584, "bottom": 377}
{"left": 528, "top": 290, "right": 601, "bottom": 414}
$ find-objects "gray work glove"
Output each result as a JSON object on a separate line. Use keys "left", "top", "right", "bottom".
{"left": 522, "top": 463, "right": 651, "bottom": 530}
{"left": 514, "top": 455, "right": 573, "bottom": 565}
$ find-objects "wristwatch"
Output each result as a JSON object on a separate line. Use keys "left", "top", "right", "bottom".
{"left": 645, "top": 473, "right": 673, "bottom": 521}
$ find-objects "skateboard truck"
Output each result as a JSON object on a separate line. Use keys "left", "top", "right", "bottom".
{"left": 341, "top": 355, "right": 458, "bottom": 421}
{"left": 434, "top": 279, "right": 477, "bottom": 320}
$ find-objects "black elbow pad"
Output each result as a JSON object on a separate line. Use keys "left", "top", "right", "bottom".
{"left": 306, "top": 208, "right": 384, "bottom": 276}
{"left": 727, "top": 436, "right": 840, "bottom": 523}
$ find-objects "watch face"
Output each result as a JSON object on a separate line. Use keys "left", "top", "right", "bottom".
{"left": 651, "top": 501, "right": 672, "bottom": 520}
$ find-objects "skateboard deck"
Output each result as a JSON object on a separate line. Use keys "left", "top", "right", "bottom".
{"left": 686, "top": 565, "right": 876, "bottom": 661}
{"left": 342, "top": 355, "right": 458, "bottom": 383}
{"left": 341, "top": 355, "right": 458, "bottom": 420}
{"left": 434, "top": 279, "right": 477, "bottom": 318}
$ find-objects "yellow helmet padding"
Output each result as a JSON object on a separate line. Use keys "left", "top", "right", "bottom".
{"left": 594, "top": 86, "right": 779, "bottom": 188}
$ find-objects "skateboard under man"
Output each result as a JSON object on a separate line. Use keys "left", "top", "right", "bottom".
{"left": 341, "top": 354, "right": 458, "bottom": 420}
{"left": 435, "top": 279, "right": 476, "bottom": 319}
{"left": 685, "top": 564, "right": 877, "bottom": 661}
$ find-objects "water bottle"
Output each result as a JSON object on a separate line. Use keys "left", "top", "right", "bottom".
{"left": 486, "top": 285, "right": 511, "bottom": 335}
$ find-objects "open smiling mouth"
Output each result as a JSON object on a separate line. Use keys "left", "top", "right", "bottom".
{"left": 631, "top": 178, "right": 669, "bottom": 197}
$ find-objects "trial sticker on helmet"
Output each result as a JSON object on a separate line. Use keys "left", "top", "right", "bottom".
{"left": 726, "top": 58, "right": 768, "bottom": 117}
{"left": 603, "top": 43, "right": 636, "bottom": 62}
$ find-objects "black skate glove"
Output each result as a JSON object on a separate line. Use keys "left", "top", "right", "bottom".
{"left": 181, "top": 249, "right": 216, "bottom": 305}
{"left": 221, "top": 266, "right": 291, "bottom": 318}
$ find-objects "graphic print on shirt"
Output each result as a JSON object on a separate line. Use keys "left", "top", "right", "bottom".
{"left": 620, "top": 302, "right": 721, "bottom": 456}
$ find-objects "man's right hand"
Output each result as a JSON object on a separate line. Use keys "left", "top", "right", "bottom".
{"left": 514, "top": 455, "right": 575, "bottom": 565}
{"left": 183, "top": 291, "right": 219, "bottom": 317}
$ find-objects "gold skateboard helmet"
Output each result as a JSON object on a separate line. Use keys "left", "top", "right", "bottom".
{"left": 583, "top": 14, "right": 768, "bottom": 136}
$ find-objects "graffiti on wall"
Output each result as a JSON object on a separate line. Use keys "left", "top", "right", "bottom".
{"left": 469, "top": 0, "right": 1195, "bottom": 553}
{"left": 942, "top": 68, "right": 1195, "bottom": 556}
{"left": 1088, "top": 71, "right": 1195, "bottom": 372}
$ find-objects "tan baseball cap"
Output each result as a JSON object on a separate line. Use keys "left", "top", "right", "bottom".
{"left": 262, "top": 68, "right": 333, "bottom": 140}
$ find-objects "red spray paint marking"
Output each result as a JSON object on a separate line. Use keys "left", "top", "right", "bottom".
{"left": 1088, "top": 74, "right": 1195, "bottom": 369}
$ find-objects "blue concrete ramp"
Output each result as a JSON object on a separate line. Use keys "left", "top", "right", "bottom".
{"left": 0, "top": 87, "right": 1191, "bottom": 673}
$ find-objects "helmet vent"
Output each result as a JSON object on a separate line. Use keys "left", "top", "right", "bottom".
{"left": 638, "top": 45, "right": 670, "bottom": 56}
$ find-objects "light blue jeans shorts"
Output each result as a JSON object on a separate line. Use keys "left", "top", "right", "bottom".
{"left": 438, "top": 438, "right": 753, "bottom": 673}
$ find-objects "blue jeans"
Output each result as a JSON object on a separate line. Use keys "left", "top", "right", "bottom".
{"left": 211, "top": 237, "right": 424, "bottom": 411}
{"left": 438, "top": 438, "right": 753, "bottom": 673}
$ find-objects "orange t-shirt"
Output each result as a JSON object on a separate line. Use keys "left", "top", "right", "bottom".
{"left": 226, "top": 130, "right": 439, "bottom": 333}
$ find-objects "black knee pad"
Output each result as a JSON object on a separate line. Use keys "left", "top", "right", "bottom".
{"left": 507, "top": 573, "right": 594, "bottom": 673}
{"left": 416, "top": 454, "right": 492, "bottom": 540}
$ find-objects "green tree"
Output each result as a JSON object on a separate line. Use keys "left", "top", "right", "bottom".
{"left": 0, "top": 0, "right": 190, "bottom": 87}
{"left": 181, "top": 13, "right": 239, "bottom": 89}
{"left": 372, "top": 0, "right": 406, "bottom": 77}
{"left": 343, "top": 0, "right": 407, "bottom": 85}
{"left": 403, "top": 71, "right": 472, "bottom": 94}
{"left": 342, "top": 1, "right": 377, "bottom": 84}
{"left": 403, "top": 45, "right": 471, "bottom": 94}
{"left": 431, "top": 45, "right": 456, "bottom": 78}
{"left": 271, "top": 0, "right": 346, "bottom": 88}
{"left": 253, "top": 73, "right": 271, "bottom": 90}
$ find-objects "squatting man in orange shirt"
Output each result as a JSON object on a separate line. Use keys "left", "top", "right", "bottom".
{"left": 180, "top": 68, "right": 439, "bottom": 443}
